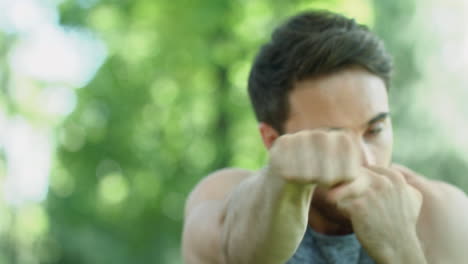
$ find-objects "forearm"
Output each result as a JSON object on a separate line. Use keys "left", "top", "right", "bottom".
{"left": 221, "top": 167, "right": 315, "bottom": 264}
{"left": 373, "top": 231, "right": 427, "bottom": 264}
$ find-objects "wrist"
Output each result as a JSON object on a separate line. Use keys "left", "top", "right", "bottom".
{"left": 262, "top": 165, "right": 315, "bottom": 193}
{"left": 259, "top": 166, "right": 315, "bottom": 219}
{"left": 378, "top": 232, "right": 427, "bottom": 264}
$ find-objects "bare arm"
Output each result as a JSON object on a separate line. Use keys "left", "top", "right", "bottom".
{"left": 182, "top": 168, "right": 314, "bottom": 264}
{"left": 183, "top": 130, "right": 359, "bottom": 264}
{"left": 182, "top": 168, "right": 250, "bottom": 264}
{"left": 418, "top": 182, "right": 468, "bottom": 263}
{"left": 393, "top": 164, "right": 468, "bottom": 263}
{"left": 329, "top": 165, "right": 428, "bottom": 264}
{"left": 221, "top": 168, "right": 314, "bottom": 263}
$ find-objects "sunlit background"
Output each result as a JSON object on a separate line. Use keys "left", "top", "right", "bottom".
{"left": 0, "top": 0, "right": 467, "bottom": 263}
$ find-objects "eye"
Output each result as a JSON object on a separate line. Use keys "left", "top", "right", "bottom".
{"left": 366, "top": 122, "right": 384, "bottom": 136}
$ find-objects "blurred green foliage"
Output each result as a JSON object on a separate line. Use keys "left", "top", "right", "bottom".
{"left": 1, "top": 0, "right": 467, "bottom": 263}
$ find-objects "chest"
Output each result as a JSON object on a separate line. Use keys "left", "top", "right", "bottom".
{"left": 285, "top": 228, "right": 376, "bottom": 264}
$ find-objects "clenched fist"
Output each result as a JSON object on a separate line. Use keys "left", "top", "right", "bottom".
{"left": 328, "top": 165, "right": 424, "bottom": 262}
{"left": 267, "top": 130, "right": 360, "bottom": 187}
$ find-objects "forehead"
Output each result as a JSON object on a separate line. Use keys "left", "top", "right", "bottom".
{"left": 285, "top": 67, "right": 389, "bottom": 133}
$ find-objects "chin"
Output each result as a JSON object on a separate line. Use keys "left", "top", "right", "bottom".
{"left": 310, "top": 186, "right": 353, "bottom": 231}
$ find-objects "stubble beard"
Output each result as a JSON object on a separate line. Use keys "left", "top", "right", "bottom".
{"left": 309, "top": 186, "right": 353, "bottom": 235}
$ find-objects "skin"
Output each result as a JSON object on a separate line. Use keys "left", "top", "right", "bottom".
{"left": 182, "top": 67, "right": 468, "bottom": 264}
{"left": 282, "top": 67, "right": 394, "bottom": 235}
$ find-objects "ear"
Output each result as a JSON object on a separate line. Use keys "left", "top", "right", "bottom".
{"left": 258, "top": 122, "right": 280, "bottom": 149}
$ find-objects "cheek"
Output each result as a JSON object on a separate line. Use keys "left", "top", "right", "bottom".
{"left": 371, "top": 129, "right": 393, "bottom": 165}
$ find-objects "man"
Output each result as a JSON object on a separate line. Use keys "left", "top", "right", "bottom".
{"left": 182, "top": 10, "right": 468, "bottom": 264}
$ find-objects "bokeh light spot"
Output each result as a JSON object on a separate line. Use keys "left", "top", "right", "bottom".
{"left": 98, "top": 172, "right": 129, "bottom": 205}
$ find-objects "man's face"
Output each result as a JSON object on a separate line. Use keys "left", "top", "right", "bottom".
{"left": 283, "top": 66, "right": 393, "bottom": 228}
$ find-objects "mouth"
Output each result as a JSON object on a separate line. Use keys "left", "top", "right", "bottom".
{"left": 308, "top": 188, "right": 354, "bottom": 235}
{"left": 311, "top": 186, "right": 351, "bottom": 220}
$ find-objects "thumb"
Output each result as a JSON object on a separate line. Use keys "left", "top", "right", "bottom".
{"left": 407, "top": 184, "right": 423, "bottom": 216}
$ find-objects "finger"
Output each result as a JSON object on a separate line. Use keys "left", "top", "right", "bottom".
{"left": 407, "top": 184, "right": 423, "bottom": 217}
{"left": 313, "top": 133, "right": 335, "bottom": 187}
{"left": 327, "top": 172, "right": 370, "bottom": 204}
{"left": 391, "top": 164, "right": 424, "bottom": 204}
{"left": 298, "top": 133, "right": 312, "bottom": 177}
{"left": 337, "top": 132, "right": 359, "bottom": 182}
{"left": 390, "top": 163, "right": 425, "bottom": 185}
{"left": 323, "top": 132, "right": 338, "bottom": 185}
{"left": 408, "top": 184, "right": 422, "bottom": 202}
{"left": 335, "top": 196, "right": 366, "bottom": 219}
{"left": 366, "top": 165, "right": 406, "bottom": 185}
{"left": 390, "top": 163, "right": 415, "bottom": 175}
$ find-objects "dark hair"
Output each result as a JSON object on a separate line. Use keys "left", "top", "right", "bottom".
{"left": 247, "top": 10, "right": 393, "bottom": 134}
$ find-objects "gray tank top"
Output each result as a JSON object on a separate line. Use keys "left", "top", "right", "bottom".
{"left": 286, "top": 226, "right": 376, "bottom": 264}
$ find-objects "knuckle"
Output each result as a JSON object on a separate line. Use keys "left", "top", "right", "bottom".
{"left": 379, "top": 176, "right": 393, "bottom": 189}
{"left": 344, "top": 169, "right": 358, "bottom": 182}
{"left": 337, "top": 131, "right": 350, "bottom": 143}
{"left": 345, "top": 198, "right": 366, "bottom": 213}
{"left": 337, "top": 132, "right": 353, "bottom": 148}
{"left": 311, "top": 130, "right": 328, "bottom": 141}
{"left": 274, "top": 135, "right": 294, "bottom": 151}
{"left": 390, "top": 171, "right": 406, "bottom": 184}
{"left": 279, "top": 134, "right": 292, "bottom": 144}
{"left": 313, "top": 133, "right": 329, "bottom": 150}
{"left": 271, "top": 136, "right": 285, "bottom": 150}
{"left": 339, "top": 135, "right": 352, "bottom": 153}
{"left": 294, "top": 130, "right": 315, "bottom": 146}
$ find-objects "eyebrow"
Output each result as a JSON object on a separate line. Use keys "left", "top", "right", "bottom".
{"left": 367, "top": 112, "right": 390, "bottom": 126}
{"left": 326, "top": 112, "right": 390, "bottom": 131}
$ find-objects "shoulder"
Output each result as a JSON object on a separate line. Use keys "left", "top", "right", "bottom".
{"left": 420, "top": 179, "right": 468, "bottom": 263}
{"left": 418, "top": 177, "right": 468, "bottom": 230}
{"left": 185, "top": 168, "right": 254, "bottom": 218}
{"left": 182, "top": 168, "right": 254, "bottom": 264}
{"left": 392, "top": 163, "right": 467, "bottom": 203}
{"left": 403, "top": 168, "right": 467, "bottom": 211}
{"left": 395, "top": 164, "right": 468, "bottom": 263}
{"left": 398, "top": 164, "right": 468, "bottom": 224}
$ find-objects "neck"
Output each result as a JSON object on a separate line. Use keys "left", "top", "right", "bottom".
{"left": 308, "top": 205, "right": 353, "bottom": 236}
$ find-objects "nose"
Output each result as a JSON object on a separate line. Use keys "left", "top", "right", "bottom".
{"left": 358, "top": 139, "right": 375, "bottom": 166}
